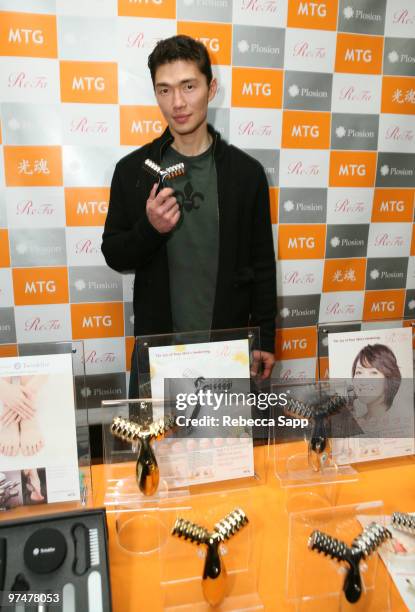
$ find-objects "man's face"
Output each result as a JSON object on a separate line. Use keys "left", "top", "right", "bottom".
{"left": 154, "top": 59, "right": 217, "bottom": 137}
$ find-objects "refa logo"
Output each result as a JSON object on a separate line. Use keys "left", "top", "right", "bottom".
{"left": 287, "top": 236, "right": 315, "bottom": 249}
{"left": 8, "top": 73, "right": 47, "bottom": 89}
{"left": 288, "top": 161, "right": 319, "bottom": 176}
{"left": 371, "top": 301, "right": 396, "bottom": 313}
{"left": 131, "top": 120, "right": 163, "bottom": 134}
{"left": 126, "top": 32, "right": 145, "bottom": 48}
{"left": 339, "top": 86, "right": 372, "bottom": 102}
{"left": 393, "top": 9, "right": 415, "bottom": 25}
{"left": 238, "top": 121, "right": 272, "bottom": 136}
{"left": 339, "top": 164, "right": 366, "bottom": 176}
{"left": 334, "top": 198, "right": 364, "bottom": 213}
{"left": 83, "top": 315, "right": 112, "bottom": 328}
{"left": 24, "top": 317, "right": 61, "bottom": 331}
{"left": 291, "top": 124, "right": 319, "bottom": 138}
{"left": 374, "top": 233, "right": 404, "bottom": 247}
{"left": 84, "top": 350, "right": 116, "bottom": 364}
{"left": 344, "top": 48, "right": 372, "bottom": 63}
{"left": 325, "top": 302, "right": 355, "bottom": 315}
{"left": 385, "top": 126, "right": 414, "bottom": 142}
{"left": 70, "top": 118, "right": 109, "bottom": 134}
{"left": 280, "top": 369, "right": 307, "bottom": 380}
{"left": 75, "top": 240, "right": 99, "bottom": 255}
{"left": 292, "top": 41, "right": 326, "bottom": 59}
{"left": 197, "top": 37, "right": 220, "bottom": 53}
{"left": 282, "top": 338, "right": 308, "bottom": 351}
{"left": 379, "top": 200, "right": 405, "bottom": 212}
{"left": 8, "top": 29, "right": 44, "bottom": 45}
{"left": 24, "top": 280, "right": 56, "bottom": 294}
{"left": 16, "top": 201, "right": 54, "bottom": 216}
{"left": 128, "top": 0, "right": 163, "bottom": 4}
{"left": 242, "top": 82, "right": 271, "bottom": 96}
{"left": 284, "top": 270, "right": 315, "bottom": 285}
{"left": 72, "top": 76, "right": 105, "bottom": 92}
{"left": 297, "top": 1, "right": 327, "bottom": 17}
{"left": 76, "top": 201, "right": 108, "bottom": 215}
{"left": 241, "top": 0, "right": 278, "bottom": 13}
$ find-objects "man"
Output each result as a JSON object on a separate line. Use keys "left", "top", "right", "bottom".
{"left": 101, "top": 35, "right": 276, "bottom": 394}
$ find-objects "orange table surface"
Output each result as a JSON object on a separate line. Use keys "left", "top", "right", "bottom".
{"left": 92, "top": 444, "right": 415, "bottom": 612}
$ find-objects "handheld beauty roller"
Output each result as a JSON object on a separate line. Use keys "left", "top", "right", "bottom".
{"left": 171, "top": 508, "right": 248, "bottom": 607}
{"left": 143, "top": 159, "right": 185, "bottom": 194}
{"left": 391, "top": 512, "right": 415, "bottom": 534}
{"left": 110, "top": 414, "right": 176, "bottom": 496}
{"left": 308, "top": 522, "right": 392, "bottom": 603}
{"left": 285, "top": 390, "right": 347, "bottom": 472}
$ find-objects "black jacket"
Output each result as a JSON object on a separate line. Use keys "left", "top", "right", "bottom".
{"left": 101, "top": 126, "right": 277, "bottom": 353}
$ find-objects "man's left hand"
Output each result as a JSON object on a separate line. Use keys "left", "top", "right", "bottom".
{"left": 251, "top": 350, "right": 275, "bottom": 380}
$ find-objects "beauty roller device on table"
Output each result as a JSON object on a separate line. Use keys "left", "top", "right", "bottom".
{"left": 0, "top": 508, "right": 111, "bottom": 612}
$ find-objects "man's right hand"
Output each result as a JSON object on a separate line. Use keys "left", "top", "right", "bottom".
{"left": 146, "top": 183, "right": 181, "bottom": 234}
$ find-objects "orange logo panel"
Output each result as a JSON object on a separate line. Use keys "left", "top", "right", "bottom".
{"left": 65, "top": 188, "right": 110, "bottom": 226}
{"left": 282, "top": 111, "right": 330, "bottom": 149}
{"left": 118, "top": 0, "right": 175, "bottom": 19}
{"left": 335, "top": 34, "right": 383, "bottom": 74}
{"left": 372, "top": 189, "right": 414, "bottom": 223}
{"left": 287, "top": 0, "right": 338, "bottom": 30}
{"left": 125, "top": 336, "right": 135, "bottom": 372}
{"left": 0, "top": 345, "right": 18, "bottom": 358}
{"left": 276, "top": 326, "right": 317, "bottom": 360}
{"left": 363, "top": 289, "right": 405, "bottom": 321}
{"left": 120, "top": 106, "right": 167, "bottom": 146}
{"left": 381, "top": 76, "right": 415, "bottom": 115}
{"left": 323, "top": 258, "right": 366, "bottom": 292}
{"left": 4, "top": 146, "right": 62, "bottom": 187}
{"left": 278, "top": 224, "right": 326, "bottom": 260}
{"left": 0, "top": 230, "right": 10, "bottom": 268}
{"left": 177, "top": 22, "right": 231, "bottom": 65}
{"left": 12, "top": 267, "right": 69, "bottom": 306}
{"left": 232, "top": 68, "right": 283, "bottom": 108}
{"left": 60, "top": 62, "right": 118, "bottom": 104}
{"left": 269, "top": 188, "right": 278, "bottom": 224}
{"left": 0, "top": 11, "right": 57, "bottom": 58}
{"left": 71, "top": 303, "right": 124, "bottom": 339}
{"left": 329, "top": 151, "right": 376, "bottom": 187}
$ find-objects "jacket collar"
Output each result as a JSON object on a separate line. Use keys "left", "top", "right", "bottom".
{"left": 151, "top": 123, "right": 225, "bottom": 162}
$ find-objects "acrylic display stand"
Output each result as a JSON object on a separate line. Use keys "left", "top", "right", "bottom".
{"left": 160, "top": 489, "right": 263, "bottom": 611}
{"left": 287, "top": 500, "right": 391, "bottom": 611}
{"left": 0, "top": 340, "right": 92, "bottom": 520}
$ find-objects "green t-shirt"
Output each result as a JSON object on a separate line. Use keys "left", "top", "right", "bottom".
{"left": 163, "top": 144, "right": 219, "bottom": 333}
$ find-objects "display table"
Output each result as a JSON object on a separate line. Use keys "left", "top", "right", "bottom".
{"left": 91, "top": 443, "right": 414, "bottom": 611}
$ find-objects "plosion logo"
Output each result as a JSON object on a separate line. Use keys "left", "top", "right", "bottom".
{"left": 405, "top": 290, "right": 415, "bottom": 318}
{"left": 376, "top": 153, "right": 415, "bottom": 187}
{"left": 12, "top": 267, "right": 69, "bottom": 305}
{"left": 0, "top": 12, "right": 57, "bottom": 58}
{"left": 4, "top": 146, "right": 63, "bottom": 187}
{"left": 124, "top": 302, "right": 135, "bottom": 336}
{"left": 120, "top": 105, "right": 167, "bottom": 145}
{"left": 75, "top": 373, "right": 126, "bottom": 410}
{"left": 372, "top": 188, "right": 414, "bottom": 222}
{"left": 335, "top": 33, "right": 384, "bottom": 74}
{"left": 1, "top": 102, "right": 61, "bottom": 147}
{"left": 282, "top": 111, "right": 330, "bottom": 149}
{"left": 278, "top": 224, "right": 326, "bottom": 259}
{"left": 60, "top": 61, "right": 118, "bottom": 104}
{"left": 366, "top": 258, "right": 408, "bottom": 290}
{"left": 363, "top": 289, "right": 405, "bottom": 320}
{"left": 331, "top": 113, "right": 379, "bottom": 150}
{"left": 277, "top": 259, "right": 324, "bottom": 296}
{"left": 231, "top": 67, "right": 283, "bottom": 108}
{"left": 69, "top": 267, "right": 123, "bottom": 303}
{"left": 279, "top": 187, "right": 327, "bottom": 223}
{"left": 329, "top": 151, "right": 376, "bottom": 187}
{"left": 323, "top": 257, "right": 366, "bottom": 291}
{"left": 287, "top": 0, "right": 339, "bottom": 30}
{"left": 384, "top": 38, "right": 415, "bottom": 76}
{"left": 275, "top": 326, "right": 317, "bottom": 361}
{"left": 71, "top": 303, "right": 124, "bottom": 340}
{"left": 232, "top": 25, "right": 285, "bottom": 69}
{"left": 0, "top": 308, "right": 16, "bottom": 344}
{"left": 177, "top": 0, "right": 232, "bottom": 23}
{"left": 325, "top": 224, "right": 369, "bottom": 258}
{"left": 9, "top": 228, "right": 66, "bottom": 267}
{"left": 118, "top": 0, "right": 176, "bottom": 19}
{"left": 177, "top": 22, "right": 232, "bottom": 64}
{"left": 277, "top": 294, "right": 320, "bottom": 327}
{"left": 65, "top": 188, "right": 110, "bottom": 226}
{"left": 243, "top": 149, "right": 280, "bottom": 187}
{"left": 338, "top": 1, "right": 386, "bottom": 35}
{"left": 284, "top": 71, "right": 332, "bottom": 111}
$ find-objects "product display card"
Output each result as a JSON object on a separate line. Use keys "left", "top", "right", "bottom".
{"left": 0, "top": 353, "right": 80, "bottom": 508}
{"left": 328, "top": 327, "right": 414, "bottom": 465}
{"left": 358, "top": 513, "right": 415, "bottom": 612}
{"left": 148, "top": 338, "right": 255, "bottom": 487}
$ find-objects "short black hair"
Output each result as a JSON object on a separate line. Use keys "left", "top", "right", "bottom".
{"left": 148, "top": 35, "right": 213, "bottom": 87}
